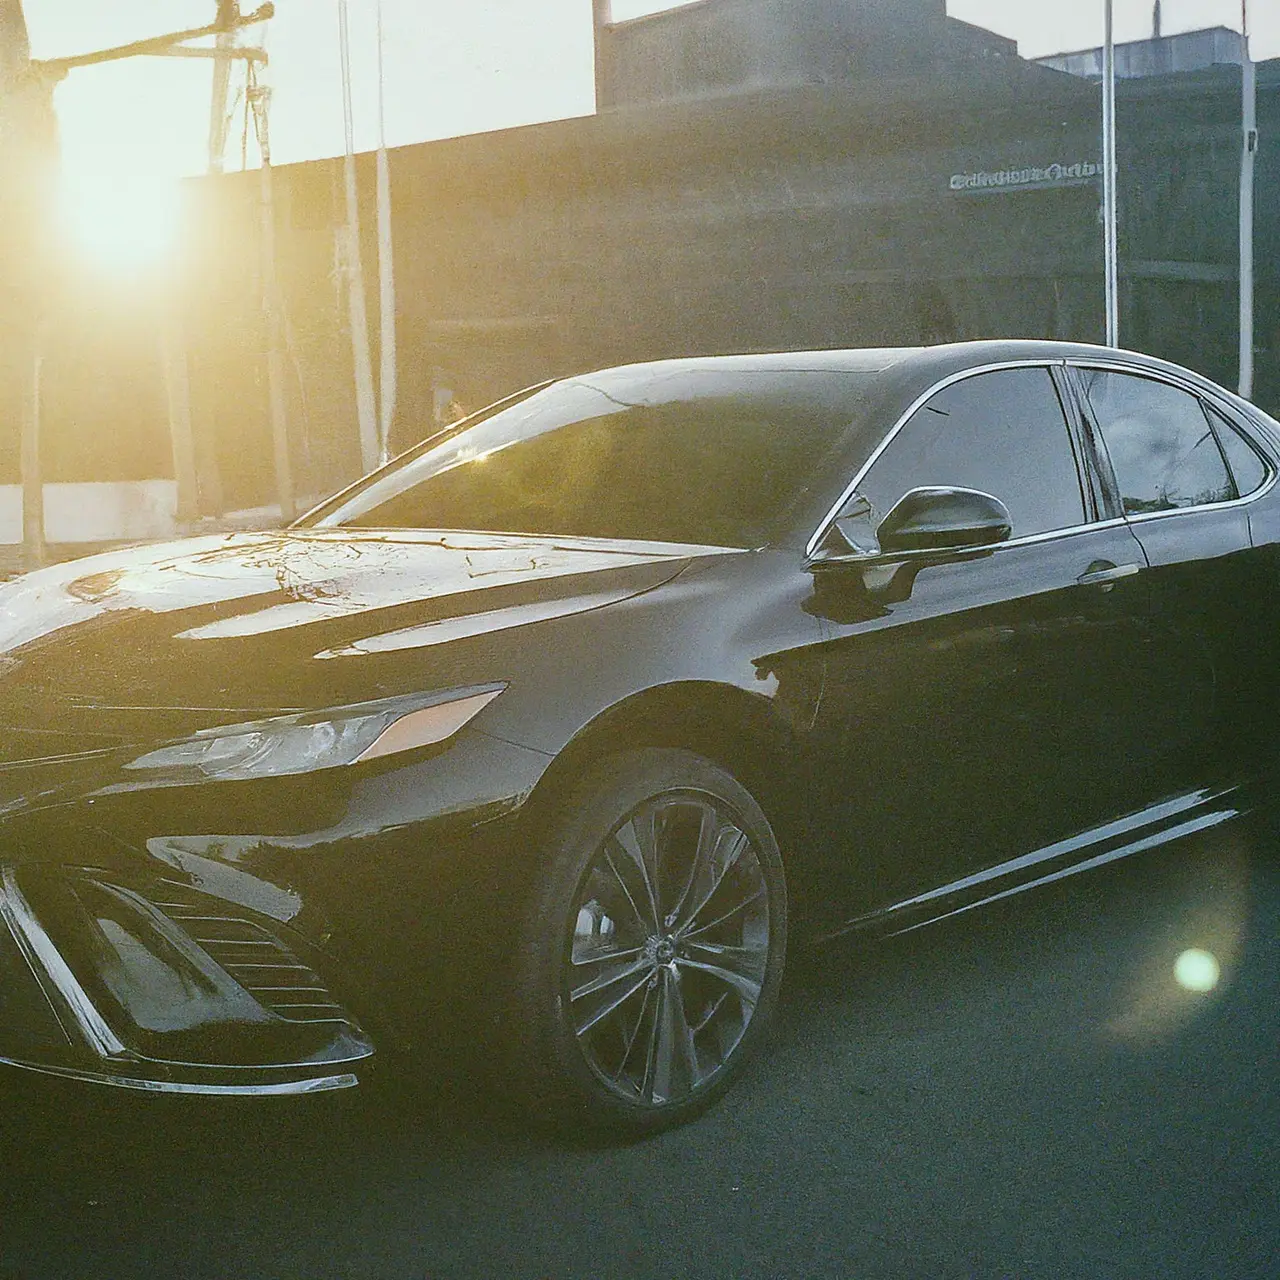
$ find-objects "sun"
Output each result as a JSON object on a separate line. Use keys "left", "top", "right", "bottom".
{"left": 57, "top": 165, "right": 185, "bottom": 270}
{"left": 48, "top": 55, "right": 204, "bottom": 273}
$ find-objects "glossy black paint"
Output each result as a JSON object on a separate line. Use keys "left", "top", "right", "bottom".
{"left": 0, "top": 339, "right": 1276, "bottom": 1094}
{"left": 873, "top": 486, "right": 1012, "bottom": 554}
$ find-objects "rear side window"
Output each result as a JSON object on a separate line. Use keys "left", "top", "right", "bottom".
{"left": 1080, "top": 371, "right": 1234, "bottom": 515}
{"left": 859, "top": 367, "right": 1085, "bottom": 539}
{"left": 1207, "top": 407, "right": 1268, "bottom": 498}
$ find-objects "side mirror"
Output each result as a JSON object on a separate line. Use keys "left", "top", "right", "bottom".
{"left": 876, "top": 486, "right": 1012, "bottom": 555}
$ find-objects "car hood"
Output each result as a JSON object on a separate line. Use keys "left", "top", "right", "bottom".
{"left": 0, "top": 528, "right": 731, "bottom": 750}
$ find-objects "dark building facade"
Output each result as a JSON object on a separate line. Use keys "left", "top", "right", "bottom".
{"left": 184, "top": 64, "right": 1110, "bottom": 510}
{"left": 3, "top": 0, "right": 1278, "bottom": 531}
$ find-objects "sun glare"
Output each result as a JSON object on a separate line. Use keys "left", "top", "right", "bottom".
{"left": 57, "top": 168, "right": 184, "bottom": 270}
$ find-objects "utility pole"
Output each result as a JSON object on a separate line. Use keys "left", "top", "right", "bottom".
{"left": 338, "top": 0, "right": 379, "bottom": 474}
{"left": 3, "top": 2, "right": 273, "bottom": 562}
{"left": 1, "top": 0, "right": 54, "bottom": 568}
{"left": 30, "top": 7, "right": 272, "bottom": 78}
{"left": 1239, "top": 0, "right": 1256, "bottom": 400}
{"left": 208, "top": 0, "right": 241, "bottom": 174}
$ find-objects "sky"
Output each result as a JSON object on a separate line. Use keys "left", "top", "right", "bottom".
{"left": 20, "top": 0, "right": 1280, "bottom": 184}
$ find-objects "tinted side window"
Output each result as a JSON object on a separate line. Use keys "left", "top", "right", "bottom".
{"left": 860, "top": 368, "right": 1085, "bottom": 539}
{"left": 1080, "top": 371, "right": 1234, "bottom": 515}
{"left": 1208, "top": 406, "right": 1268, "bottom": 498}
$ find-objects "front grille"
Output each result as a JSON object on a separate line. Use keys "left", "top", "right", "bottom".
{"left": 147, "top": 878, "right": 351, "bottom": 1027}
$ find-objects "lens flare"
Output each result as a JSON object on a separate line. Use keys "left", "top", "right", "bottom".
{"left": 1174, "top": 948, "right": 1220, "bottom": 993}
{"left": 57, "top": 167, "right": 183, "bottom": 270}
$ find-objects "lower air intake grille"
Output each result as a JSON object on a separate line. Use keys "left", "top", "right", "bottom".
{"left": 148, "top": 879, "right": 350, "bottom": 1027}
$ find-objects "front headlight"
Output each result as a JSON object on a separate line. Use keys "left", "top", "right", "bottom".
{"left": 121, "top": 684, "right": 504, "bottom": 784}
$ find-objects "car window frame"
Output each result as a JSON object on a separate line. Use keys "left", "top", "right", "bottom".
{"left": 805, "top": 359, "right": 1101, "bottom": 559}
{"left": 1203, "top": 401, "right": 1274, "bottom": 501}
{"left": 1062, "top": 360, "right": 1278, "bottom": 525}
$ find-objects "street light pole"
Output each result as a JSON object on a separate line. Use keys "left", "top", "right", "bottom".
{"left": 1102, "top": 0, "right": 1119, "bottom": 347}
{"left": 338, "top": 0, "right": 379, "bottom": 475}
{"left": 1239, "top": 0, "right": 1256, "bottom": 399}
{"left": 375, "top": 0, "right": 395, "bottom": 466}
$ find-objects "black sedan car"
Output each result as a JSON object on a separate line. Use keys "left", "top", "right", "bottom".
{"left": 0, "top": 339, "right": 1275, "bottom": 1133}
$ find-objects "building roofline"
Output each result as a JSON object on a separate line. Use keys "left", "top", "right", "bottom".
{"left": 1035, "top": 25, "right": 1240, "bottom": 64}
{"left": 607, "top": 0, "right": 722, "bottom": 32}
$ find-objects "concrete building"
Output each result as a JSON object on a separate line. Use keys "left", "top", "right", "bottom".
{"left": 1037, "top": 27, "right": 1245, "bottom": 80}
{"left": 595, "top": 0, "right": 1017, "bottom": 109}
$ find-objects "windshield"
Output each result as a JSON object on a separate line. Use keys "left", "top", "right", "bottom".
{"left": 307, "top": 366, "right": 882, "bottom": 547}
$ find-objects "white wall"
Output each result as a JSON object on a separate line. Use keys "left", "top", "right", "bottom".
{"left": 0, "top": 481, "right": 178, "bottom": 544}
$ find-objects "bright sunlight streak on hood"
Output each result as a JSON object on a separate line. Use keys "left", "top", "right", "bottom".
{"left": 0, "top": 530, "right": 738, "bottom": 657}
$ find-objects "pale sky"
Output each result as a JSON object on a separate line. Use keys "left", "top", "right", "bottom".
{"left": 21, "top": 0, "right": 1280, "bottom": 182}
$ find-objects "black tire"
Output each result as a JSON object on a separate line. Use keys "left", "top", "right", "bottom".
{"left": 509, "top": 747, "right": 787, "bottom": 1136}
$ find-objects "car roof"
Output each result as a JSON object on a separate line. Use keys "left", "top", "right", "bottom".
{"left": 577, "top": 339, "right": 1212, "bottom": 387}
{"left": 574, "top": 339, "right": 1278, "bottom": 436}
{"left": 568, "top": 339, "right": 1264, "bottom": 550}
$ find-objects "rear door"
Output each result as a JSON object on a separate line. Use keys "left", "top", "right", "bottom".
{"left": 1072, "top": 365, "right": 1271, "bottom": 790}
{"left": 804, "top": 363, "right": 1158, "bottom": 914}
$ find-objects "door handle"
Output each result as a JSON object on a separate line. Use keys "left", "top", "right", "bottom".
{"left": 1076, "top": 561, "right": 1142, "bottom": 590}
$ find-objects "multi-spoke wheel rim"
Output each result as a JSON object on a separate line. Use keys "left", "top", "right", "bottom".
{"left": 565, "top": 790, "right": 771, "bottom": 1108}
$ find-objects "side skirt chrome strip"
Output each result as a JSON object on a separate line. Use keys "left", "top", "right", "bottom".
{"left": 886, "top": 808, "right": 1236, "bottom": 938}
{"left": 817, "top": 786, "right": 1243, "bottom": 943}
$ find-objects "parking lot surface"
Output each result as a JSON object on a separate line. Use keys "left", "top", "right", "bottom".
{"left": 0, "top": 820, "right": 1275, "bottom": 1279}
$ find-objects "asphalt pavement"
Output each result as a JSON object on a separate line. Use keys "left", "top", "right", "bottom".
{"left": 0, "top": 819, "right": 1276, "bottom": 1280}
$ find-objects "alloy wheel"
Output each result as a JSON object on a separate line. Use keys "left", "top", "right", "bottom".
{"left": 564, "top": 790, "right": 772, "bottom": 1108}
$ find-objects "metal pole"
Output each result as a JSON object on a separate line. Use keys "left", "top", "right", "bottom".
{"left": 19, "top": 322, "right": 45, "bottom": 567}
{"left": 338, "top": 0, "right": 379, "bottom": 474}
{"left": 251, "top": 82, "right": 295, "bottom": 522}
{"left": 161, "top": 308, "right": 200, "bottom": 527}
{"left": 592, "top": 0, "right": 613, "bottom": 111}
{"left": 1239, "top": 1, "right": 1256, "bottom": 399}
{"left": 375, "top": 0, "right": 396, "bottom": 466}
{"left": 1102, "top": 0, "right": 1119, "bottom": 347}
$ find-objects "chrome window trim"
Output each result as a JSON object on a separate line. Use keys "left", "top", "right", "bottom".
{"left": 993, "top": 514, "right": 1131, "bottom": 550}
{"left": 805, "top": 358, "right": 1080, "bottom": 559}
{"left": 806, "top": 355, "right": 1280, "bottom": 560}
{"left": 1065, "top": 358, "right": 1280, "bottom": 520}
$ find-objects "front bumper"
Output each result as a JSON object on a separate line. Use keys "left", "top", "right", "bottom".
{"left": 0, "top": 861, "right": 373, "bottom": 1095}
{"left": 0, "top": 725, "right": 552, "bottom": 1095}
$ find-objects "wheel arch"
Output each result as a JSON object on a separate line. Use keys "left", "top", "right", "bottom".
{"left": 519, "top": 681, "right": 813, "bottom": 896}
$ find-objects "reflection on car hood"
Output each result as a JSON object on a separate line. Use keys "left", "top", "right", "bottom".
{"left": 0, "top": 528, "right": 734, "bottom": 722}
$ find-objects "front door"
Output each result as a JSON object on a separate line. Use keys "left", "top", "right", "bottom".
{"left": 805, "top": 365, "right": 1157, "bottom": 918}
